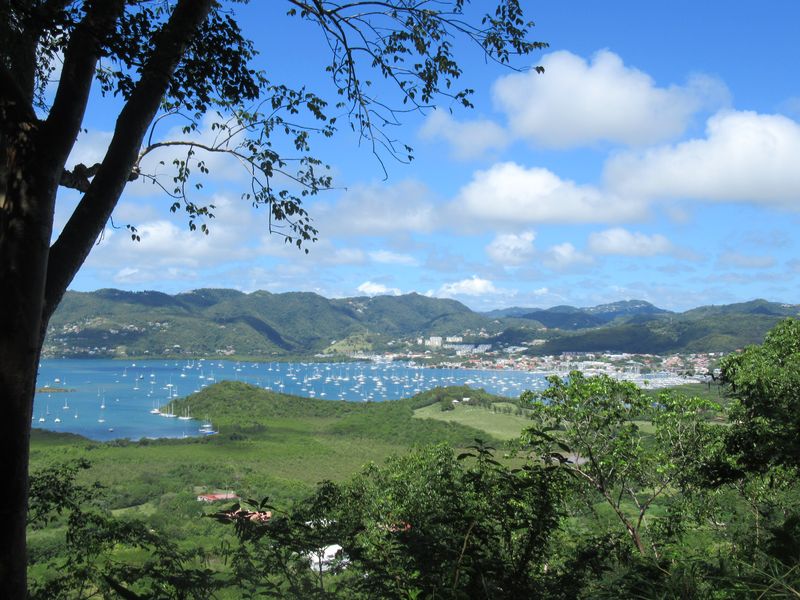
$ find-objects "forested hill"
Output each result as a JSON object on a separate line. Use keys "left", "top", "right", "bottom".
{"left": 45, "top": 289, "right": 498, "bottom": 358}
{"left": 44, "top": 289, "right": 799, "bottom": 358}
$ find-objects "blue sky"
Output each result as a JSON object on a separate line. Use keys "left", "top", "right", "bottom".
{"left": 62, "top": 1, "right": 800, "bottom": 311}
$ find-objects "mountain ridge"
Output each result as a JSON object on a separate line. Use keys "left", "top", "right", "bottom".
{"left": 45, "top": 289, "right": 799, "bottom": 358}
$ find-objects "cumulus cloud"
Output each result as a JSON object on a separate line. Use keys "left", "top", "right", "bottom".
{"left": 86, "top": 201, "right": 253, "bottom": 271}
{"left": 419, "top": 109, "right": 509, "bottom": 159}
{"left": 493, "top": 50, "right": 728, "bottom": 148}
{"left": 452, "top": 162, "right": 644, "bottom": 227}
{"left": 588, "top": 228, "right": 673, "bottom": 256}
{"left": 316, "top": 246, "right": 366, "bottom": 265}
{"left": 542, "top": 243, "right": 593, "bottom": 270}
{"left": 83, "top": 194, "right": 359, "bottom": 286}
{"left": 357, "top": 281, "right": 401, "bottom": 296}
{"left": 438, "top": 276, "right": 498, "bottom": 297}
{"left": 486, "top": 231, "right": 536, "bottom": 265}
{"left": 66, "top": 129, "right": 113, "bottom": 169}
{"left": 717, "top": 252, "right": 776, "bottom": 269}
{"left": 368, "top": 250, "right": 418, "bottom": 266}
{"left": 113, "top": 266, "right": 198, "bottom": 285}
{"left": 312, "top": 180, "right": 435, "bottom": 237}
{"left": 605, "top": 111, "right": 800, "bottom": 207}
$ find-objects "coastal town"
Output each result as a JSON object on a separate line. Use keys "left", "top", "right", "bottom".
{"left": 348, "top": 333, "right": 722, "bottom": 389}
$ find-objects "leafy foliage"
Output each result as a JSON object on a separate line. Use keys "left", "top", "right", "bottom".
{"left": 720, "top": 318, "right": 800, "bottom": 473}
{"left": 522, "top": 372, "right": 722, "bottom": 557}
{"left": 27, "top": 460, "right": 218, "bottom": 600}
{"left": 215, "top": 442, "right": 565, "bottom": 599}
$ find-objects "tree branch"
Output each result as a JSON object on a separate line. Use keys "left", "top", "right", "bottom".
{"left": 59, "top": 163, "right": 101, "bottom": 193}
{"left": 40, "top": 0, "right": 126, "bottom": 173}
{"left": 44, "top": 0, "right": 214, "bottom": 320}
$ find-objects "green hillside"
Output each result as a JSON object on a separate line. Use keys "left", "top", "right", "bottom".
{"left": 531, "top": 312, "right": 795, "bottom": 355}
{"left": 45, "top": 289, "right": 800, "bottom": 358}
{"left": 45, "top": 289, "right": 493, "bottom": 358}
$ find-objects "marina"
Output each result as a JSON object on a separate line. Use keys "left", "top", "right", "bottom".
{"left": 34, "top": 358, "right": 553, "bottom": 441}
{"left": 34, "top": 358, "right": 690, "bottom": 442}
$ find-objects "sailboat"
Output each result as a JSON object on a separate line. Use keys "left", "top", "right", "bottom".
{"left": 198, "top": 418, "right": 217, "bottom": 435}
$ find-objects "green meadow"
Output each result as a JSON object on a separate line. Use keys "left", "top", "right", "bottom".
{"left": 29, "top": 383, "right": 512, "bottom": 509}
{"left": 413, "top": 401, "right": 533, "bottom": 440}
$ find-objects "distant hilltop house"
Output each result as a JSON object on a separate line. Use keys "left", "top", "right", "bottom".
{"left": 197, "top": 492, "right": 239, "bottom": 502}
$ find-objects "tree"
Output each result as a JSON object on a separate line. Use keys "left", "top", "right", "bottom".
{"left": 719, "top": 318, "right": 800, "bottom": 473}
{"left": 215, "top": 442, "right": 565, "bottom": 599}
{"left": 27, "top": 459, "right": 218, "bottom": 599}
{"left": 0, "top": 1, "right": 544, "bottom": 595}
{"left": 522, "top": 372, "right": 721, "bottom": 558}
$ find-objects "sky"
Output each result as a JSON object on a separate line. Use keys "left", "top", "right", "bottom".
{"left": 60, "top": 1, "right": 800, "bottom": 312}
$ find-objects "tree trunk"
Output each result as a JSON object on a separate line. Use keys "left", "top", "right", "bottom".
{"left": 0, "top": 340, "right": 40, "bottom": 600}
{"left": 0, "top": 139, "right": 58, "bottom": 599}
{"left": 0, "top": 3, "right": 217, "bottom": 595}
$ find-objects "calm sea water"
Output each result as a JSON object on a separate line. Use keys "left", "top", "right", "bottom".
{"left": 33, "top": 358, "right": 550, "bottom": 441}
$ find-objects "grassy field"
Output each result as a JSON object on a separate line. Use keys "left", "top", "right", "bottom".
{"left": 645, "top": 381, "right": 727, "bottom": 404}
{"left": 413, "top": 401, "right": 533, "bottom": 440}
{"left": 29, "top": 383, "right": 499, "bottom": 510}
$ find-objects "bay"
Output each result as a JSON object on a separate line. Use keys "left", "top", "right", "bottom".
{"left": 34, "top": 358, "right": 550, "bottom": 441}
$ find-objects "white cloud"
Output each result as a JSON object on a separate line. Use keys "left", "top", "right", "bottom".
{"left": 718, "top": 252, "right": 776, "bottom": 269}
{"left": 419, "top": 109, "right": 509, "bottom": 159}
{"left": 543, "top": 243, "right": 593, "bottom": 270}
{"left": 66, "top": 130, "right": 113, "bottom": 169}
{"left": 438, "top": 276, "right": 498, "bottom": 297}
{"left": 113, "top": 266, "right": 197, "bottom": 285}
{"left": 493, "top": 50, "right": 728, "bottom": 148}
{"left": 85, "top": 194, "right": 277, "bottom": 276}
{"left": 452, "top": 162, "right": 644, "bottom": 227}
{"left": 356, "top": 281, "right": 401, "bottom": 296}
{"left": 486, "top": 231, "right": 536, "bottom": 265}
{"left": 312, "top": 181, "right": 435, "bottom": 237}
{"left": 318, "top": 246, "right": 367, "bottom": 265}
{"left": 588, "top": 228, "right": 673, "bottom": 256}
{"left": 368, "top": 250, "right": 418, "bottom": 266}
{"left": 605, "top": 111, "right": 800, "bottom": 207}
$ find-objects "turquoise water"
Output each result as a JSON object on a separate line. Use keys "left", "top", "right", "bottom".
{"left": 34, "top": 358, "right": 550, "bottom": 441}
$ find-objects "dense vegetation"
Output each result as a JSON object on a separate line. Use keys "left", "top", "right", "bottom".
{"left": 45, "top": 289, "right": 799, "bottom": 359}
{"left": 26, "top": 320, "right": 800, "bottom": 598}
